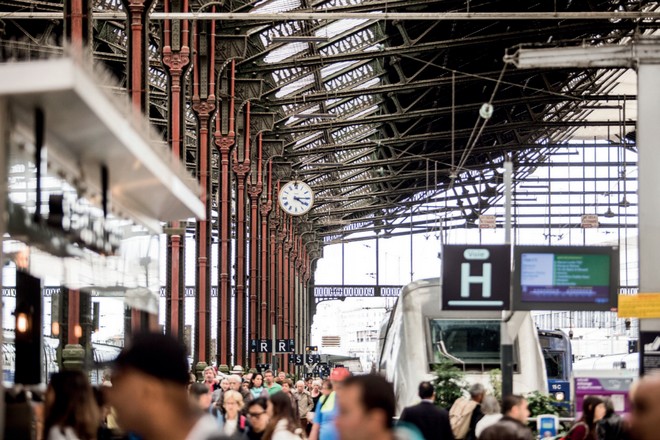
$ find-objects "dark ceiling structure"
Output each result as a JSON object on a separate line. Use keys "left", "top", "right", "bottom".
{"left": 0, "top": 0, "right": 650, "bottom": 244}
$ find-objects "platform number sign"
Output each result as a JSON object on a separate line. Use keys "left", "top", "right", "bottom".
{"left": 441, "top": 245, "right": 511, "bottom": 311}
{"left": 289, "top": 354, "right": 305, "bottom": 365}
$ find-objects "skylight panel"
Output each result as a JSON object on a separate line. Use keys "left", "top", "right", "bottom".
{"left": 347, "top": 105, "right": 378, "bottom": 121}
{"left": 321, "top": 60, "right": 361, "bottom": 78}
{"left": 253, "top": 0, "right": 301, "bottom": 14}
{"left": 276, "top": 74, "right": 315, "bottom": 98}
{"left": 354, "top": 77, "right": 381, "bottom": 90}
{"left": 264, "top": 42, "right": 309, "bottom": 64}
{"left": 315, "top": 19, "right": 369, "bottom": 40}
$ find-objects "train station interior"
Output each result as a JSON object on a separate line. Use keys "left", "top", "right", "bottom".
{"left": 0, "top": 0, "right": 659, "bottom": 436}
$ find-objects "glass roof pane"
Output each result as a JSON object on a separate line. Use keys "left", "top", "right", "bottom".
{"left": 276, "top": 74, "right": 315, "bottom": 97}
{"left": 253, "top": 0, "right": 302, "bottom": 14}
{"left": 264, "top": 42, "right": 309, "bottom": 64}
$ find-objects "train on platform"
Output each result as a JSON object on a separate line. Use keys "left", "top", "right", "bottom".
{"left": 2, "top": 331, "right": 121, "bottom": 385}
{"left": 378, "top": 278, "right": 548, "bottom": 412}
{"left": 537, "top": 329, "right": 573, "bottom": 410}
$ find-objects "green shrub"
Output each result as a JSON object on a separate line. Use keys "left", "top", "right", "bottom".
{"left": 432, "top": 359, "right": 468, "bottom": 410}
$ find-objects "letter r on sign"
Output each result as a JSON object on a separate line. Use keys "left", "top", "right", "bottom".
{"left": 460, "top": 262, "right": 492, "bottom": 298}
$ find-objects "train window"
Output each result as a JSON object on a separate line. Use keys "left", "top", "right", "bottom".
{"left": 543, "top": 352, "right": 565, "bottom": 379}
{"left": 430, "top": 319, "right": 501, "bottom": 365}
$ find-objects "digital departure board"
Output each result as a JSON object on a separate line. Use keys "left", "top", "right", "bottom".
{"left": 512, "top": 246, "right": 619, "bottom": 311}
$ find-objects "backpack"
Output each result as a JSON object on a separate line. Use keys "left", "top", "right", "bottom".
{"left": 449, "top": 397, "right": 478, "bottom": 440}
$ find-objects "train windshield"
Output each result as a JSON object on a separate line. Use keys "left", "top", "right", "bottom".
{"left": 430, "top": 319, "right": 501, "bottom": 365}
{"left": 543, "top": 351, "right": 565, "bottom": 379}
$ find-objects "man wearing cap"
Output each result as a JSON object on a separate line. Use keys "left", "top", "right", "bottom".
{"left": 107, "top": 332, "right": 223, "bottom": 440}
{"left": 309, "top": 367, "right": 351, "bottom": 440}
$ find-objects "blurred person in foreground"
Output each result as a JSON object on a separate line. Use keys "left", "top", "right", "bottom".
{"left": 563, "top": 396, "right": 605, "bottom": 440}
{"left": 335, "top": 374, "right": 396, "bottom": 440}
{"left": 246, "top": 398, "right": 271, "bottom": 440}
{"left": 597, "top": 397, "right": 629, "bottom": 440}
{"left": 629, "top": 372, "right": 660, "bottom": 440}
{"left": 264, "top": 392, "right": 305, "bottom": 440}
{"left": 478, "top": 395, "right": 532, "bottom": 440}
{"left": 398, "top": 381, "right": 453, "bottom": 440}
{"left": 308, "top": 368, "right": 351, "bottom": 440}
{"left": 106, "top": 332, "right": 222, "bottom": 440}
{"left": 44, "top": 370, "right": 100, "bottom": 440}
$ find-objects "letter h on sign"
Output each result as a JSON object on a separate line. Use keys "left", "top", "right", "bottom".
{"left": 461, "top": 262, "right": 491, "bottom": 298}
{"left": 442, "top": 245, "right": 510, "bottom": 311}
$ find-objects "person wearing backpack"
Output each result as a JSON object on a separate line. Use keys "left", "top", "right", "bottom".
{"left": 449, "top": 383, "right": 485, "bottom": 440}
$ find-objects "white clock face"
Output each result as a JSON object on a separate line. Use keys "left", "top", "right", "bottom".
{"left": 278, "top": 180, "right": 314, "bottom": 216}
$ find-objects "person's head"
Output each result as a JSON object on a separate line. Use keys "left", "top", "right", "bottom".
{"left": 581, "top": 396, "right": 606, "bottom": 428}
{"left": 306, "top": 378, "right": 313, "bottom": 388}
{"left": 479, "top": 419, "right": 533, "bottom": 440}
{"left": 296, "top": 380, "right": 305, "bottom": 393}
{"left": 229, "top": 374, "right": 242, "bottom": 391}
{"left": 282, "top": 379, "right": 293, "bottom": 394}
{"left": 242, "top": 380, "right": 250, "bottom": 391}
{"left": 203, "top": 366, "right": 215, "bottom": 383}
{"left": 251, "top": 373, "right": 264, "bottom": 389}
{"left": 223, "top": 390, "right": 244, "bottom": 419}
{"left": 246, "top": 397, "right": 270, "bottom": 433}
{"left": 312, "top": 379, "right": 322, "bottom": 393}
{"left": 602, "top": 397, "right": 616, "bottom": 418}
{"left": 106, "top": 332, "right": 194, "bottom": 437}
{"left": 190, "top": 383, "right": 213, "bottom": 410}
{"left": 336, "top": 374, "right": 395, "bottom": 440}
{"left": 44, "top": 370, "right": 100, "bottom": 440}
{"left": 264, "top": 370, "right": 274, "bottom": 386}
{"left": 322, "top": 380, "right": 333, "bottom": 396}
{"left": 481, "top": 395, "right": 501, "bottom": 416}
{"left": 418, "top": 381, "right": 434, "bottom": 401}
{"left": 631, "top": 374, "right": 660, "bottom": 440}
{"left": 264, "top": 391, "right": 299, "bottom": 440}
{"left": 469, "top": 383, "right": 486, "bottom": 403}
{"left": 103, "top": 369, "right": 112, "bottom": 385}
{"left": 220, "top": 378, "right": 230, "bottom": 391}
{"left": 501, "top": 395, "right": 529, "bottom": 424}
{"left": 278, "top": 371, "right": 287, "bottom": 382}
{"left": 329, "top": 367, "right": 351, "bottom": 388}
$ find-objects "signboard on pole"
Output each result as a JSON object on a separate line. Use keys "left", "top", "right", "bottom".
{"left": 479, "top": 215, "right": 497, "bottom": 229}
{"left": 640, "top": 330, "right": 660, "bottom": 375}
{"left": 581, "top": 214, "right": 599, "bottom": 228}
{"left": 574, "top": 376, "right": 633, "bottom": 417}
{"left": 441, "top": 245, "right": 511, "bottom": 310}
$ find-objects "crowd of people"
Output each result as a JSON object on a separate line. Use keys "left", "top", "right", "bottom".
{"left": 35, "top": 332, "right": 660, "bottom": 440}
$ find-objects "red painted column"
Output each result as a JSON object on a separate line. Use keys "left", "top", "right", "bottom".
{"left": 269, "top": 195, "right": 279, "bottom": 346}
{"left": 64, "top": 0, "right": 91, "bottom": 55}
{"left": 121, "top": 0, "right": 155, "bottom": 333}
{"left": 215, "top": 60, "right": 236, "bottom": 367}
{"left": 248, "top": 133, "right": 263, "bottom": 368}
{"left": 277, "top": 213, "right": 286, "bottom": 343}
{"left": 122, "top": 0, "right": 155, "bottom": 120}
{"left": 162, "top": 0, "right": 190, "bottom": 341}
{"left": 260, "top": 161, "right": 273, "bottom": 361}
{"left": 191, "top": 16, "right": 216, "bottom": 365}
{"left": 67, "top": 290, "right": 80, "bottom": 345}
{"left": 232, "top": 102, "right": 252, "bottom": 367}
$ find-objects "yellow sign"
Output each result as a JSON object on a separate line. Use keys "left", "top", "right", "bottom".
{"left": 618, "top": 294, "right": 660, "bottom": 318}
